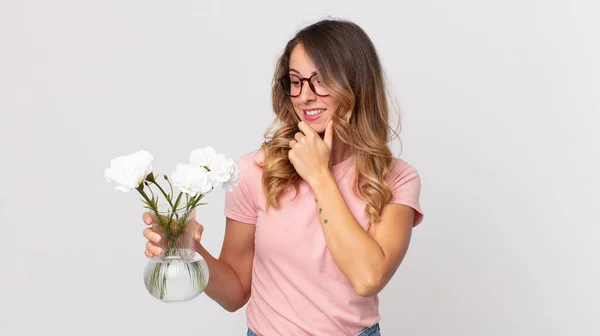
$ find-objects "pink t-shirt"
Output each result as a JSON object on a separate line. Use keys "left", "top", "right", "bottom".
{"left": 224, "top": 149, "right": 424, "bottom": 336}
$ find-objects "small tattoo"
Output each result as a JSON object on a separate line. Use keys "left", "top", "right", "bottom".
{"left": 324, "top": 219, "right": 328, "bottom": 224}
{"left": 319, "top": 208, "right": 322, "bottom": 213}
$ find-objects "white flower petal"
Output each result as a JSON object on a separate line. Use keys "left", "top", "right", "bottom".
{"left": 190, "top": 146, "right": 218, "bottom": 167}
{"left": 105, "top": 150, "right": 154, "bottom": 193}
{"left": 170, "top": 163, "right": 213, "bottom": 196}
{"left": 206, "top": 154, "right": 239, "bottom": 191}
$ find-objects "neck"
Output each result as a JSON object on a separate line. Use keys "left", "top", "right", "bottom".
{"left": 329, "top": 138, "right": 351, "bottom": 166}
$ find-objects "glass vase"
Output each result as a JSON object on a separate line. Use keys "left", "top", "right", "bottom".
{"left": 143, "top": 206, "right": 209, "bottom": 303}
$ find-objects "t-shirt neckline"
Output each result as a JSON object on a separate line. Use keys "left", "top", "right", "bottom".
{"left": 331, "top": 154, "right": 356, "bottom": 179}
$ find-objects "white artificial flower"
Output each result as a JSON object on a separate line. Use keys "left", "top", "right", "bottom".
{"left": 170, "top": 163, "right": 213, "bottom": 197}
{"left": 222, "top": 161, "right": 240, "bottom": 192}
{"left": 208, "top": 154, "right": 239, "bottom": 191}
{"left": 105, "top": 150, "right": 154, "bottom": 192}
{"left": 189, "top": 146, "right": 218, "bottom": 167}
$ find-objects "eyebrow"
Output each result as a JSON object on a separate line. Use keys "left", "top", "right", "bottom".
{"left": 289, "top": 68, "right": 317, "bottom": 76}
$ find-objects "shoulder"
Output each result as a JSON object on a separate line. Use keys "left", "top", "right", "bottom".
{"left": 225, "top": 149, "right": 264, "bottom": 203}
{"left": 235, "top": 148, "right": 265, "bottom": 185}
{"left": 386, "top": 157, "right": 424, "bottom": 225}
{"left": 386, "top": 157, "right": 422, "bottom": 195}
{"left": 237, "top": 148, "right": 265, "bottom": 169}
{"left": 389, "top": 158, "right": 420, "bottom": 179}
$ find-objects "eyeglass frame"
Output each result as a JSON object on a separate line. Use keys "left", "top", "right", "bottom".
{"left": 278, "top": 73, "right": 331, "bottom": 98}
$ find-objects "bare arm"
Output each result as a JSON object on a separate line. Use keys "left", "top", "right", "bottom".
{"left": 286, "top": 121, "right": 415, "bottom": 297}
{"left": 310, "top": 173, "right": 414, "bottom": 297}
{"left": 196, "top": 218, "right": 255, "bottom": 312}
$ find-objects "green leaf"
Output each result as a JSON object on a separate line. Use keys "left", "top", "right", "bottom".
{"left": 140, "top": 198, "right": 152, "bottom": 208}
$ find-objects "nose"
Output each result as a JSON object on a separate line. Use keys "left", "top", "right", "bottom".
{"left": 298, "top": 80, "right": 317, "bottom": 103}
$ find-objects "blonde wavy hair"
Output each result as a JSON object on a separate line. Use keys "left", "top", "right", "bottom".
{"left": 258, "top": 19, "right": 402, "bottom": 225}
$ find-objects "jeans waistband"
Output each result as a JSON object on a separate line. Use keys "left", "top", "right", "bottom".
{"left": 356, "top": 322, "right": 381, "bottom": 336}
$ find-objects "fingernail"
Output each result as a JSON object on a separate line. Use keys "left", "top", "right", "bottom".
{"left": 152, "top": 234, "right": 160, "bottom": 243}
{"left": 153, "top": 247, "right": 162, "bottom": 255}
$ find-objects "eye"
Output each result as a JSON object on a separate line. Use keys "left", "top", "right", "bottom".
{"left": 288, "top": 75, "right": 301, "bottom": 86}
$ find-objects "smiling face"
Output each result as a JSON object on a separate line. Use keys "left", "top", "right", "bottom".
{"left": 288, "top": 44, "right": 340, "bottom": 134}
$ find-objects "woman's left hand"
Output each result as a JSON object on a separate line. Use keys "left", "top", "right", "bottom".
{"left": 288, "top": 120, "right": 334, "bottom": 187}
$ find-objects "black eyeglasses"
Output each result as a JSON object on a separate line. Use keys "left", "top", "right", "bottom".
{"left": 278, "top": 73, "right": 330, "bottom": 97}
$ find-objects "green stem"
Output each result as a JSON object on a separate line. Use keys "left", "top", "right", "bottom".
{"left": 145, "top": 182, "right": 156, "bottom": 203}
{"left": 170, "top": 192, "right": 183, "bottom": 222}
{"left": 137, "top": 188, "right": 157, "bottom": 212}
{"left": 137, "top": 188, "right": 167, "bottom": 229}
{"left": 185, "top": 194, "right": 196, "bottom": 211}
{"left": 166, "top": 176, "right": 174, "bottom": 201}
{"left": 190, "top": 194, "right": 205, "bottom": 209}
{"left": 149, "top": 180, "right": 174, "bottom": 209}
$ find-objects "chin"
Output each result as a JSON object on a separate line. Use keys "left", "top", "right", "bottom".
{"left": 297, "top": 114, "right": 330, "bottom": 134}
{"left": 309, "top": 124, "right": 325, "bottom": 133}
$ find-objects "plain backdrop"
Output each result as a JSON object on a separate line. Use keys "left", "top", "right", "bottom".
{"left": 1, "top": 1, "right": 598, "bottom": 335}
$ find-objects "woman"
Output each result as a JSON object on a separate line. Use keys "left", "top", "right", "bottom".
{"left": 143, "top": 19, "right": 424, "bottom": 336}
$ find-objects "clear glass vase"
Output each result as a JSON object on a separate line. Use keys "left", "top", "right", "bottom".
{"left": 143, "top": 207, "right": 209, "bottom": 303}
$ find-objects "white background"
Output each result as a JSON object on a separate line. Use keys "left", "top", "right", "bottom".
{"left": 1, "top": 0, "right": 598, "bottom": 335}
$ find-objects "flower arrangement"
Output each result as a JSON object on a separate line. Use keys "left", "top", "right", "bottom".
{"left": 104, "top": 146, "right": 239, "bottom": 302}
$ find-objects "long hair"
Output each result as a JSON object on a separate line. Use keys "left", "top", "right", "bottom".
{"left": 258, "top": 19, "right": 402, "bottom": 225}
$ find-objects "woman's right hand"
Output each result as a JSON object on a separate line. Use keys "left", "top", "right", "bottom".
{"left": 142, "top": 212, "right": 204, "bottom": 258}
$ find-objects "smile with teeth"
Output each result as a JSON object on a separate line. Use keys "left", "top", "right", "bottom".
{"left": 305, "top": 109, "right": 325, "bottom": 116}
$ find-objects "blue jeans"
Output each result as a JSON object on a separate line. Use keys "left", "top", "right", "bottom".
{"left": 247, "top": 323, "right": 380, "bottom": 336}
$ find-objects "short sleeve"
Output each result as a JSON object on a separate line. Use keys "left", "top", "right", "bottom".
{"left": 224, "top": 154, "right": 259, "bottom": 224}
{"left": 388, "top": 161, "right": 424, "bottom": 226}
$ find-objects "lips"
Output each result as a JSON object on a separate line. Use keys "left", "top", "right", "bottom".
{"left": 302, "top": 108, "right": 325, "bottom": 122}
{"left": 303, "top": 108, "right": 325, "bottom": 116}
